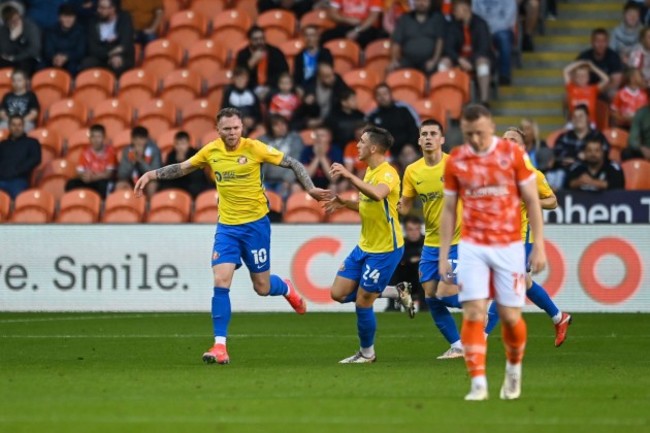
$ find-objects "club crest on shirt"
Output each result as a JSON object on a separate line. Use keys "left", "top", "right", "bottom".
{"left": 212, "top": 251, "right": 220, "bottom": 260}
{"left": 238, "top": 156, "right": 248, "bottom": 165}
{"left": 499, "top": 158, "right": 510, "bottom": 169}
{"left": 384, "top": 172, "right": 393, "bottom": 182}
{"left": 338, "top": 263, "right": 345, "bottom": 272}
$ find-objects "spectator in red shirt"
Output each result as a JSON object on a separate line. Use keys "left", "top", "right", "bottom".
{"left": 563, "top": 59, "right": 609, "bottom": 125}
{"left": 267, "top": 72, "right": 301, "bottom": 122}
{"left": 65, "top": 124, "right": 116, "bottom": 198}
{"left": 323, "top": 0, "right": 385, "bottom": 48}
{"left": 611, "top": 67, "right": 648, "bottom": 128}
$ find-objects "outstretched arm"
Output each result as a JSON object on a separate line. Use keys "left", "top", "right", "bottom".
{"left": 279, "top": 154, "right": 332, "bottom": 201}
{"left": 134, "top": 160, "right": 199, "bottom": 197}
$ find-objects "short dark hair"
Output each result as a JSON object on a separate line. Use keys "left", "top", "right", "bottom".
{"left": 573, "top": 103, "right": 590, "bottom": 116}
{"left": 216, "top": 107, "right": 242, "bottom": 123}
{"left": 232, "top": 66, "right": 249, "bottom": 77}
{"left": 506, "top": 126, "right": 525, "bottom": 142}
{"left": 131, "top": 126, "right": 149, "bottom": 139}
{"left": 89, "top": 124, "right": 105, "bottom": 135}
{"left": 8, "top": 114, "right": 23, "bottom": 123}
{"left": 58, "top": 3, "right": 76, "bottom": 16}
{"left": 248, "top": 25, "right": 264, "bottom": 38}
{"left": 1, "top": 6, "right": 19, "bottom": 23}
{"left": 624, "top": 1, "right": 642, "bottom": 13}
{"left": 374, "top": 82, "right": 391, "bottom": 93}
{"left": 453, "top": 0, "right": 471, "bottom": 6}
{"left": 339, "top": 87, "right": 356, "bottom": 101}
{"left": 363, "top": 125, "right": 394, "bottom": 150}
{"left": 174, "top": 131, "right": 190, "bottom": 142}
{"left": 420, "top": 118, "right": 444, "bottom": 134}
{"left": 592, "top": 28, "right": 608, "bottom": 39}
{"left": 10, "top": 69, "right": 27, "bottom": 80}
{"left": 302, "top": 24, "right": 319, "bottom": 34}
{"left": 403, "top": 215, "right": 423, "bottom": 227}
{"left": 461, "top": 104, "right": 492, "bottom": 121}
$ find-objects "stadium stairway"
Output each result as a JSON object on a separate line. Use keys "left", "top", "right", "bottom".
{"left": 492, "top": 0, "right": 620, "bottom": 137}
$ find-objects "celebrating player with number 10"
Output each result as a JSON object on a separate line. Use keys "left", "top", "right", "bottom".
{"left": 134, "top": 108, "right": 331, "bottom": 365}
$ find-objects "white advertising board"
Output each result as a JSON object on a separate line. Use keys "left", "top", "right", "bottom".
{"left": 0, "top": 225, "right": 648, "bottom": 312}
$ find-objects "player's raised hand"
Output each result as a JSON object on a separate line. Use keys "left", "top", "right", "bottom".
{"left": 308, "top": 187, "right": 334, "bottom": 202}
{"left": 323, "top": 195, "right": 344, "bottom": 214}
{"left": 329, "top": 163, "right": 350, "bottom": 181}
{"left": 134, "top": 171, "right": 155, "bottom": 198}
{"left": 528, "top": 244, "right": 547, "bottom": 275}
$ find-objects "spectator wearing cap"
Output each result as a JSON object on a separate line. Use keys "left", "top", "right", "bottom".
{"left": 43, "top": 4, "right": 86, "bottom": 75}
{"left": 0, "top": 115, "right": 41, "bottom": 199}
{"left": 0, "top": 3, "right": 41, "bottom": 76}
{"left": 121, "top": 0, "right": 164, "bottom": 45}
{"left": 81, "top": 0, "right": 135, "bottom": 76}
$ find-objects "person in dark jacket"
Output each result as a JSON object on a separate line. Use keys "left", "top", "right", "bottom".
{"left": 25, "top": 0, "right": 67, "bottom": 31}
{"left": 0, "top": 4, "right": 41, "bottom": 76}
{"left": 43, "top": 4, "right": 86, "bottom": 75}
{"left": 366, "top": 83, "right": 420, "bottom": 156}
{"left": 158, "top": 131, "right": 211, "bottom": 198}
{"left": 324, "top": 87, "right": 365, "bottom": 149}
{"left": 80, "top": 0, "right": 135, "bottom": 76}
{"left": 235, "top": 25, "right": 289, "bottom": 99}
{"left": 221, "top": 67, "right": 263, "bottom": 134}
{"left": 0, "top": 115, "right": 41, "bottom": 199}
{"left": 293, "top": 24, "right": 333, "bottom": 91}
{"left": 438, "top": 0, "right": 493, "bottom": 105}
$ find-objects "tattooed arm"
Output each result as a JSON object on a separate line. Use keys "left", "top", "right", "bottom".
{"left": 278, "top": 154, "right": 332, "bottom": 201}
{"left": 133, "top": 160, "right": 199, "bottom": 197}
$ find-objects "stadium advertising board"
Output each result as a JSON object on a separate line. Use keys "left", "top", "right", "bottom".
{"left": 0, "top": 225, "right": 648, "bottom": 312}
{"left": 547, "top": 191, "right": 650, "bottom": 223}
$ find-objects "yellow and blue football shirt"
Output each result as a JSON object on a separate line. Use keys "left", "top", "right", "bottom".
{"left": 189, "top": 137, "right": 284, "bottom": 225}
{"left": 358, "top": 161, "right": 404, "bottom": 253}
{"left": 521, "top": 158, "right": 554, "bottom": 243}
{"left": 402, "top": 154, "right": 462, "bottom": 247}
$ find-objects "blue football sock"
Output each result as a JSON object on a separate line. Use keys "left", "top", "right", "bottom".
{"left": 527, "top": 281, "right": 560, "bottom": 318}
{"left": 268, "top": 274, "right": 289, "bottom": 296}
{"left": 485, "top": 301, "right": 500, "bottom": 335}
{"left": 341, "top": 289, "right": 358, "bottom": 304}
{"left": 425, "top": 297, "right": 461, "bottom": 345}
{"left": 440, "top": 294, "right": 461, "bottom": 309}
{"left": 356, "top": 306, "right": 376, "bottom": 349}
{"left": 211, "top": 287, "right": 231, "bottom": 338}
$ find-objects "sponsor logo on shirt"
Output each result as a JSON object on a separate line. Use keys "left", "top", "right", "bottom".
{"left": 465, "top": 185, "right": 509, "bottom": 198}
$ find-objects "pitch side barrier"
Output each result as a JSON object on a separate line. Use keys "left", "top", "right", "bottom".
{"left": 0, "top": 225, "right": 648, "bottom": 312}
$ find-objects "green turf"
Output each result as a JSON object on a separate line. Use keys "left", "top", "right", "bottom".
{"left": 0, "top": 312, "right": 648, "bottom": 433}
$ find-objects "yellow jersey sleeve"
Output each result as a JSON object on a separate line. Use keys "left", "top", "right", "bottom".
{"left": 358, "top": 162, "right": 404, "bottom": 253}
{"left": 521, "top": 168, "right": 552, "bottom": 243}
{"left": 251, "top": 139, "right": 285, "bottom": 165}
{"left": 536, "top": 170, "right": 553, "bottom": 198}
{"left": 188, "top": 143, "right": 211, "bottom": 168}
{"left": 401, "top": 165, "right": 416, "bottom": 198}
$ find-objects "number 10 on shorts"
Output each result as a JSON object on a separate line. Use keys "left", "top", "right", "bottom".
{"left": 363, "top": 265, "right": 380, "bottom": 284}
{"left": 251, "top": 248, "right": 268, "bottom": 264}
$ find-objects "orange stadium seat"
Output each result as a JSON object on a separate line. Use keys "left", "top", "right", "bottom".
{"left": 299, "top": 129, "right": 316, "bottom": 146}
{"left": 257, "top": 9, "right": 297, "bottom": 46}
{"left": 343, "top": 68, "right": 381, "bottom": 95}
{"left": 205, "top": 69, "right": 233, "bottom": 106}
{"left": 65, "top": 128, "right": 90, "bottom": 163}
{"left": 603, "top": 128, "right": 629, "bottom": 150}
{"left": 147, "top": 189, "right": 192, "bottom": 222}
{"left": 0, "top": 67, "right": 12, "bottom": 99}
{"left": 545, "top": 128, "right": 565, "bottom": 149}
{"left": 211, "top": 10, "right": 252, "bottom": 49}
{"left": 429, "top": 69, "right": 470, "bottom": 120}
{"left": 233, "top": 0, "right": 258, "bottom": 20}
{"left": 11, "top": 189, "right": 55, "bottom": 223}
{"left": 167, "top": 10, "right": 208, "bottom": 50}
{"left": 621, "top": 159, "right": 650, "bottom": 190}
{"left": 142, "top": 39, "right": 184, "bottom": 80}
{"left": 265, "top": 190, "right": 283, "bottom": 214}
{"left": 56, "top": 188, "right": 102, "bottom": 223}
{"left": 45, "top": 99, "right": 87, "bottom": 140}
{"left": 364, "top": 38, "right": 391, "bottom": 72}
{"left": 160, "top": 69, "right": 203, "bottom": 107}
{"left": 300, "top": 9, "right": 335, "bottom": 31}
{"left": 0, "top": 128, "right": 7, "bottom": 141}
{"left": 72, "top": 68, "right": 116, "bottom": 111}
{"left": 92, "top": 99, "right": 133, "bottom": 140}
{"left": 111, "top": 129, "right": 133, "bottom": 158}
{"left": 187, "top": 39, "right": 229, "bottom": 79}
{"left": 596, "top": 100, "right": 610, "bottom": 131}
{"left": 324, "top": 39, "right": 360, "bottom": 75}
{"left": 28, "top": 128, "right": 63, "bottom": 164}
{"left": 181, "top": 99, "right": 219, "bottom": 140}
{"left": 386, "top": 68, "right": 426, "bottom": 104}
{"left": 278, "top": 38, "right": 305, "bottom": 73}
{"left": 201, "top": 130, "right": 220, "bottom": 146}
{"left": 102, "top": 189, "right": 146, "bottom": 223}
{"left": 189, "top": 0, "right": 227, "bottom": 22}
{"left": 135, "top": 99, "right": 178, "bottom": 139}
{"left": 0, "top": 189, "right": 11, "bottom": 222}
{"left": 118, "top": 69, "right": 159, "bottom": 107}
{"left": 411, "top": 99, "right": 445, "bottom": 124}
{"left": 283, "top": 191, "right": 324, "bottom": 222}
{"left": 38, "top": 158, "right": 77, "bottom": 200}
{"left": 32, "top": 68, "right": 72, "bottom": 110}
{"left": 156, "top": 128, "right": 183, "bottom": 160}
{"left": 162, "top": 0, "right": 184, "bottom": 23}
{"left": 326, "top": 191, "right": 361, "bottom": 223}
{"left": 192, "top": 189, "right": 219, "bottom": 223}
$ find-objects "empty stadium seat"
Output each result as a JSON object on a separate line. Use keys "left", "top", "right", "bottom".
{"left": 257, "top": 9, "right": 296, "bottom": 46}
{"left": 0, "top": 68, "right": 12, "bottom": 99}
{"left": 187, "top": 39, "right": 229, "bottom": 79}
{"left": 265, "top": 189, "right": 283, "bottom": 214}
{"left": 324, "top": 39, "right": 360, "bottom": 75}
{"left": 429, "top": 69, "right": 470, "bottom": 120}
{"left": 211, "top": 10, "right": 252, "bottom": 49}
{"left": 545, "top": 128, "right": 565, "bottom": 149}
{"left": 181, "top": 99, "right": 219, "bottom": 140}
{"left": 343, "top": 68, "right": 381, "bottom": 95}
{"left": 32, "top": 68, "right": 72, "bottom": 110}
{"left": 111, "top": 129, "right": 133, "bottom": 158}
{"left": 283, "top": 191, "right": 324, "bottom": 222}
{"left": 299, "top": 9, "right": 335, "bottom": 31}
{"left": 72, "top": 68, "right": 116, "bottom": 110}
{"left": 38, "top": 158, "right": 77, "bottom": 200}
{"left": 386, "top": 68, "right": 426, "bottom": 104}
{"left": 147, "top": 189, "right": 192, "bottom": 223}
{"left": 156, "top": 128, "right": 183, "bottom": 161}
{"left": 92, "top": 99, "right": 133, "bottom": 140}
{"left": 118, "top": 69, "right": 159, "bottom": 107}
{"left": 65, "top": 128, "right": 91, "bottom": 163}
{"left": 45, "top": 99, "right": 87, "bottom": 140}
{"left": 102, "top": 189, "right": 146, "bottom": 223}
{"left": 364, "top": 39, "right": 391, "bottom": 78}
{"left": 326, "top": 191, "right": 360, "bottom": 223}
{"left": 56, "top": 188, "right": 102, "bottom": 223}
{"left": 192, "top": 189, "right": 218, "bottom": 223}
{"left": 205, "top": 69, "right": 233, "bottom": 106}
{"left": 189, "top": 0, "right": 226, "bottom": 22}
{"left": 278, "top": 38, "right": 305, "bottom": 73}
{"left": 603, "top": 128, "right": 629, "bottom": 150}
{"left": 160, "top": 69, "right": 203, "bottom": 107}
{"left": 135, "top": 99, "right": 178, "bottom": 139}
{"left": 28, "top": 128, "right": 63, "bottom": 164}
{"left": 166, "top": 10, "right": 208, "bottom": 50}
{"left": 142, "top": 39, "right": 184, "bottom": 80}
{"left": 411, "top": 99, "right": 445, "bottom": 124}
{"left": 11, "top": 189, "right": 55, "bottom": 223}
{"left": 201, "top": 130, "right": 220, "bottom": 146}
{"left": 621, "top": 159, "right": 650, "bottom": 190}
{"left": 0, "top": 189, "right": 10, "bottom": 222}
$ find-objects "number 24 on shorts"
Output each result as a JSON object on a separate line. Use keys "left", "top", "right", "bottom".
{"left": 363, "top": 265, "right": 380, "bottom": 284}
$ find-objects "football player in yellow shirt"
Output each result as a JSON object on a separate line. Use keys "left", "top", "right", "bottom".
{"left": 399, "top": 119, "right": 465, "bottom": 360}
{"left": 484, "top": 127, "right": 572, "bottom": 347}
{"left": 325, "top": 126, "right": 404, "bottom": 364}
{"left": 134, "top": 108, "right": 331, "bottom": 364}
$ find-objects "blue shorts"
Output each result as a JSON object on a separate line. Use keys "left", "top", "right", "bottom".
{"left": 525, "top": 242, "right": 533, "bottom": 271}
{"left": 212, "top": 215, "right": 271, "bottom": 273}
{"left": 419, "top": 244, "right": 459, "bottom": 283}
{"left": 337, "top": 245, "right": 404, "bottom": 293}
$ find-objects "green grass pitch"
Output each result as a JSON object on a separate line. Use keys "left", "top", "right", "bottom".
{"left": 0, "top": 312, "right": 648, "bottom": 433}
